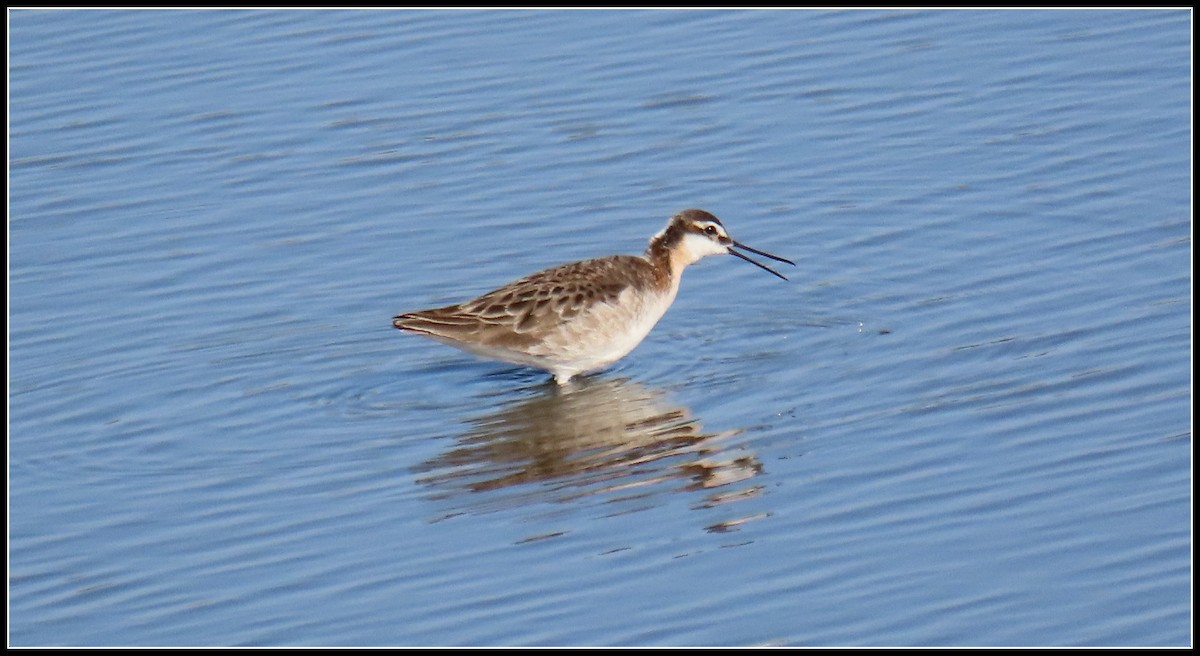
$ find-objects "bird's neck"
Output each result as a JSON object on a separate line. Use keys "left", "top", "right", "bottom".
{"left": 645, "top": 228, "right": 689, "bottom": 293}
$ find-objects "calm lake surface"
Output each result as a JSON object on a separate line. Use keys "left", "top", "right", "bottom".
{"left": 9, "top": 9, "right": 1191, "bottom": 646}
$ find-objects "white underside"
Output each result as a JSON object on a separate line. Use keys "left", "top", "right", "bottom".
{"left": 430, "top": 284, "right": 677, "bottom": 384}
{"left": 546, "top": 286, "right": 673, "bottom": 382}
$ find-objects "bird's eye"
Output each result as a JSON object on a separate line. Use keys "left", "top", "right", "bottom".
{"left": 704, "top": 225, "right": 718, "bottom": 236}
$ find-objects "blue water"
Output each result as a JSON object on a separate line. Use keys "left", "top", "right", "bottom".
{"left": 9, "top": 9, "right": 1191, "bottom": 646}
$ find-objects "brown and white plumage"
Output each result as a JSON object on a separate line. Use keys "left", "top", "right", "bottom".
{"left": 393, "top": 209, "right": 793, "bottom": 384}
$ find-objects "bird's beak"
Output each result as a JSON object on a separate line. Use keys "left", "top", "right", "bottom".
{"left": 728, "top": 240, "right": 795, "bottom": 281}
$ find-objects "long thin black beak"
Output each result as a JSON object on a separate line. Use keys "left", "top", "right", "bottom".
{"left": 729, "top": 240, "right": 795, "bottom": 281}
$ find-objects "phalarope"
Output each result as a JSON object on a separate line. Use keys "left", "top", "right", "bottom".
{"left": 393, "top": 208, "right": 794, "bottom": 384}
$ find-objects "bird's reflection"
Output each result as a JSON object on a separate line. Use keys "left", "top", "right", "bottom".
{"left": 414, "top": 376, "right": 765, "bottom": 521}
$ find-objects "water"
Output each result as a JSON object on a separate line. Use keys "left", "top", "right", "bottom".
{"left": 8, "top": 9, "right": 1191, "bottom": 646}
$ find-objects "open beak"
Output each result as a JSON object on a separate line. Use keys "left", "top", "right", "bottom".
{"left": 728, "top": 240, "right": 795, "bottom": 281}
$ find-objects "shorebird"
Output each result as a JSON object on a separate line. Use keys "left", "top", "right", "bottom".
{"left": 393, "top": 208, "right": 794, "bottom": 384}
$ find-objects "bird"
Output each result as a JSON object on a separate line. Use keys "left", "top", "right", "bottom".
{"left": 393, "top": 208, "right": 794, "bottom": 385}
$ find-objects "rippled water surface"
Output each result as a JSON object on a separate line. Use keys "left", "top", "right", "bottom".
{"left": 9, "top": 9, "right": 1191, "bottom": 646}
